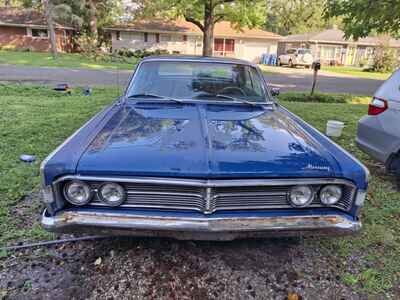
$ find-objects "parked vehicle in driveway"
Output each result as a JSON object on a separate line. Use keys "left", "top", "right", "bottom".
{"left": 278, "top": 48, "right": 314, "bottom": 68}
{"left": 356, "top": 69, "right": 400, "bottom": 178}
{"left": 40, "top": 56, "right": 368, "bottom": 241}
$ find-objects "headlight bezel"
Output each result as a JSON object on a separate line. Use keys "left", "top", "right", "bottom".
{"left": 289, "top": 185, "right": 314, "bottom": 207}
{"left": 319, "top": 185, "right": 343, "bottom": 206}
{"left": 63, "top": 180, "right": 93, "bottom": 206}
{"left": 97, "top": 182, "right": 126, "bottom": 207}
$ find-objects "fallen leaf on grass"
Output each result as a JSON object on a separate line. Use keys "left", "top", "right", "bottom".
{"left": 94, "top": 257, "right": 102, "bottom": 266}
{"left": 288, "top": 292, "right": 301, "bottom": 300}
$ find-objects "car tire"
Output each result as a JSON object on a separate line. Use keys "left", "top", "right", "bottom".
{"left": 389, "top": 153, "right": 400, "bottom": 190}
{"left": 394, "top": 157, "right": 400, "bottom": 190}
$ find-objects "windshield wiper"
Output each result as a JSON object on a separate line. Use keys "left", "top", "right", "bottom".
{"left": 196, "top": 92, "right": 264, "bottom": 106}
{"left": 126, "top": 93, "right": 183, "bottom": 104}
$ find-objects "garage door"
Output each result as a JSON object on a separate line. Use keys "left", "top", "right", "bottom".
{"left": 244, "top": 41, "right": 272, "bottom": 63}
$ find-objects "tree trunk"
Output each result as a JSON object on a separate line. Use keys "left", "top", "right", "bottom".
{"left": 43, "top": 0, "right": 58, "bottom": 59}
{"left": 202, "top": 1, "right": 214, "bottom": 56}
{"left": 88, "top": 0, "right": 98, "bottom": 37}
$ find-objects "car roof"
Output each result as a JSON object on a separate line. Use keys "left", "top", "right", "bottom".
{"left": 141, "top": 55, "right": 256, "bottom": 66}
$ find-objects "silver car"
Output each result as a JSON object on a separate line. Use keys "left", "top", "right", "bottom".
{"left": 278, "top": 48, "right": 314, "bottom": 68}
{"left": 356, "top": 69, "right": 400, "bottom": 176}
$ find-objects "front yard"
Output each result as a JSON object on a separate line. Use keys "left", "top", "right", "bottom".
{"left": 0, "top": 50, "right": 137, "bottom": 70}
{"left": 322, "top": 66, "right": 392, "bottom": 81}
{"left": 259, "top": 64, "right": 392, "bottom": 81}
{"left": 0, "top": 85, "right": 399, "bottom": 298}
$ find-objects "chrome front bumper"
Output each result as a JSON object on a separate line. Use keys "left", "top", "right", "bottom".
{"left": 42, "top": 209, "right": 361, "bottom": 241}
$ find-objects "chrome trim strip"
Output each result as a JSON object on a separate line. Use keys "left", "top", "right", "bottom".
{"left": 41, "top": 209, "right": 361, "bottom": 240}
{"left": 126, "top": 191, "right": 204, "bottom": 198}
{"left": 54, "top": 175, "right": 357, "bottom": 188}
{"left": 54, "top": 175, "right": 356, "bottom": 213}
{"left": 124, "top": 59, "right": 273, "bottom": 104}
{"left": 88, "top": 202, "right": 205, "bottom": 212}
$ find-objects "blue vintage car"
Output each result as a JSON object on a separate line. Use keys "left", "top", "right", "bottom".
{"left": 41, "top": 56, "right": 369, "bottom": 240}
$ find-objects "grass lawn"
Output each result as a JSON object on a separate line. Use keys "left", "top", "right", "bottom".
{"left": 322, "top": 66, "right": 392, "bottom": 81}
{"left": 0, "top": 86, "right": 399, "bottom": 296}
{"left": 0, "top": 50, "right": 137, "bottom": 70}
{"left": 259, "top": 64, "right": 392, "bottom": 81}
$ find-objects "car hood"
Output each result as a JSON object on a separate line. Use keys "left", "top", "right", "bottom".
{"left": 76, "top": 102, "right": 339, "bottom": 178}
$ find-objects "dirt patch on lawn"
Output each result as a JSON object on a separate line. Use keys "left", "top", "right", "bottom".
{"left": 10, "top": 192, "right": 45, "bottom": 230}
{"left": 1, "top": 236, "right": 372, "bottom": 300}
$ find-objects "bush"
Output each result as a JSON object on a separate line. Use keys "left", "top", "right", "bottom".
{"left": 278, "top": 92, "right": 350, "bottom": 103}
{"left": 358, "top": 58, "right": 368, "bottom": 68}
{"left": 371, "top": 43, "right": 399, "bottom": 73}
{"left": 116, "top": 48, "right": 169, "bottom": 59}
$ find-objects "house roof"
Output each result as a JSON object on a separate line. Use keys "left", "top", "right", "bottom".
{"left": 105, "top": 19, "right": 281, "bottom": 40}
{"left": 281, "top": 29, "right": 400, "bottom": 48}
{"left": 0, "top": 7, "right": 74, "bottom": 30}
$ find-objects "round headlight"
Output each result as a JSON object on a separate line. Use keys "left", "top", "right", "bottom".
{"left": 64, "top": 180, "right": 92, "bottom": 206}
{"left": 98, "top": 182, "right": 126, "bottom": 206}
{"left": 320, "top": 185, "right": 342, "bottom": 205}
{"left": 289, "top": 185, "right": 313, "bottom": 207}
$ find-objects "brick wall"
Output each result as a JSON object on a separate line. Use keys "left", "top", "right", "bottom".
{"left": 0, "top": 26, "right": 73, "bottom": 52}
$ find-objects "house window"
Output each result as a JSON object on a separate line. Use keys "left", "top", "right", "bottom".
{"left": 61, "top": 30, "right": 67, "bottom": 45}
{"left": 144, "top": 32, "right": 148, "bottom": 42}
{"left": 156, "top": 33, "right": 160, "bottom": 43}
{"left": 27, "top": 28, "right": 48, "bottom": 38}
{"left": 116, "top": 31, "right": 121, "bottom": 41}
{"left": 319, "top": 45, "right": 337, "bottom": 60}
{"left": 161, "top": 34, "right": 172, "bottom": 42}
{"left": 214, "top": 38, "right": 235, "bottom": 56}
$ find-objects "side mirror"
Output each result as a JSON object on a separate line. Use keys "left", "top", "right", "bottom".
{"left": 271, "top": 87, "right": 280, "bottom": 96}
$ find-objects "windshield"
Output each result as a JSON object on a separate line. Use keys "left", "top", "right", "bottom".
{"left": 127, "top": 61, "right": 268, "bottom": 102}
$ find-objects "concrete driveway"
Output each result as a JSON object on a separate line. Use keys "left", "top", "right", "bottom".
{"left": 0, "top": 64, "right": 383, "bottom": 95}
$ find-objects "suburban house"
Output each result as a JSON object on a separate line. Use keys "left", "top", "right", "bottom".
{"left": 105, "top": 19, "right": 281, "bottom": 63}
{"left": 278, "top": 28, "right": 400, "bottom": 66}
{"left": 0, "top": 7, "right": 75, "bottom": 52}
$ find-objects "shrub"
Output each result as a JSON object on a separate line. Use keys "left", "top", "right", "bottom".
{"left": 371, "top": 43, "right": 399, "bottom": 73}
{"left": 358, "top": 58, "right": 368, "bottom": 68}
{"left": 278, "top": 92, "right": 350, "bottom": 103}
{"left": 116, "top": 48, "right": 169, "bottom": 59}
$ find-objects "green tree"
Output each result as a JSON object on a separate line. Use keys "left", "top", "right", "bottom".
{"left": 265, "top": 0, "right": 339, "bottom": 36}
{"left": 134, "top": 0, "right": 266, "bottom": 56}
{"left": 17, "top": 0, "right": 123, "bottom": 55}
{"left": 325, "top": 0, "right": 400, "bottom": 39}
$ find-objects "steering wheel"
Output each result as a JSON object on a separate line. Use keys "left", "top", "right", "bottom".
{"left": 219, "top": 86, "right": 246, "bottom": 96}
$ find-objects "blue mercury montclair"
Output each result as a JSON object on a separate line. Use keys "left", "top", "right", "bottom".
{"left": 41, "top": 56, "right": 369, "bottom": 240}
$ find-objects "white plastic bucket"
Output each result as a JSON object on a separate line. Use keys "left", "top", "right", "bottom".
{"left": 326, "top": 120, "right": 345, "bottom": 137}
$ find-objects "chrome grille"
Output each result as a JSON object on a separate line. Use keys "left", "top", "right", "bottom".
{"left": 75, "top": 179, "right": 356, "bottom": 214}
